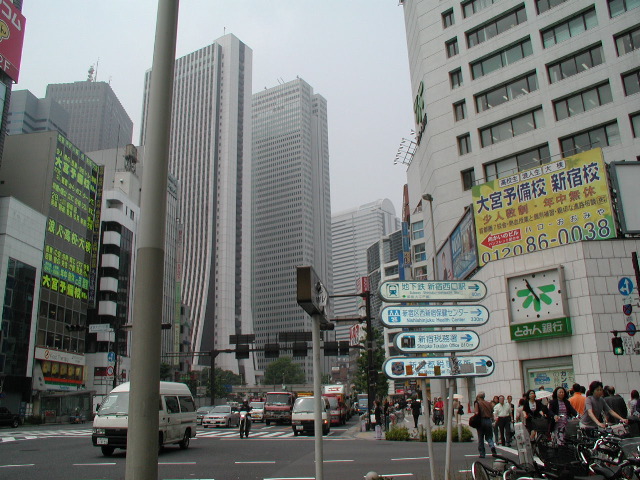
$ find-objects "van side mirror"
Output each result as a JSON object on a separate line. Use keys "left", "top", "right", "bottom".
{"left": 96, "top": 404, "right": 100, "bottom": 411}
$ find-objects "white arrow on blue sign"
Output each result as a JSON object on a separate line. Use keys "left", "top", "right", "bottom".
{"left": 619, "top": 277, "right": 635, "bottom": 296}
{"left": 379, "top": 280, "right": 487, "bottom": 302}
{"left": 383, "top": 355, "right": 495, "bottom": 379}
{"left": 394, "top": 330, "right": 480, "bottom": 353}
{"left": 380, "top": 305, "right": 489, "bottom": 328}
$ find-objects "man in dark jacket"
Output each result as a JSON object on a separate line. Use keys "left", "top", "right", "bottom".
{"left": 604, "top": 386, "right": 628, "bottom": 422}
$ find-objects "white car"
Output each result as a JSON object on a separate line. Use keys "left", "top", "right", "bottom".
{"left": 202, "top": 405, "right": 240, "bottom": 428}
{"left": 249, "top": 402, "right": 265, "bottom": 422}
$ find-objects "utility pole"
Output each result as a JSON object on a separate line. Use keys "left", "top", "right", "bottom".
{"left": 365, "top": 290, "right": 374, "bottom": 430}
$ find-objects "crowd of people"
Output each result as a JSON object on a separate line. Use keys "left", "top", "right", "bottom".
{"left": 472, "top": 381, "right": 638, "bottom": 458}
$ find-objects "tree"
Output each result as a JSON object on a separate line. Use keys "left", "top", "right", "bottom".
{"left": 160, "top": 362, "right": 173, "bottom": 381}
{"left": 263, "top": 357, "right": 305, "bottom": 386}
{"left": 354, "top": 327, "right": 388, "bottom": 401}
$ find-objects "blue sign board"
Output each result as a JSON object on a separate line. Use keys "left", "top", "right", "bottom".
{"left": 619, "top": 277, "right": 635, "bottom": 296}
{"left": 107, "top": 351, "right": 115, "bottom": 363}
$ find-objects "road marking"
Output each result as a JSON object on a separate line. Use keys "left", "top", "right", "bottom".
{"left": 391, "top": 456, "right": 429, "bottom": 461}
{"left": 0, "top": 464, "right": 35, "bottom": 468}
{"left": 235, "top": 461, "right": 276, "bottom": 464}
{"left": 73, "top": 463, "right": 117, "bottom": 466}
{"left": 378, "top": 474, "right": 414, "bottom": 478}
{"left": 323, "top": 459, "right": 354, "bottom": 462}
{"left": 0, "top": 437, "right": 15, "bottom": 442}
{"left": 459, "top": 470, "right": 471, "bottom": 473}
{"left": 158, "top": 462, "right": 197, "bottom": 465}
{"left": 264, "top": 478, "right": 315, "bottom": 480}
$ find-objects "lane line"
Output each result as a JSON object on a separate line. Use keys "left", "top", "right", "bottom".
{"left": 323, "top": 459, "right": 354, "bottom": 463}
{"left": 73, "top": 463, "right": 117, "bottom": 466}
{"left": 0, "top": 464, "right": 35, "bottom": 468}
{"left": 379, "top": 474, "right": 414, "bottom": 478}
{"left": 392, "top": 456, "right": 429, "bottom": 461}
{"left": 235, "top": 461, "right": 276, "bottom": 464}
{"left": 158, "top": 462, "right": 197, "bottom": 465}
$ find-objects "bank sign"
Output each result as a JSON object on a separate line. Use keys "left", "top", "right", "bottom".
{"left": 472, "top": 148, "right": 615, "bottom": 266}
{"left": 510, "top": 317, "right": 572, "bottom": 342}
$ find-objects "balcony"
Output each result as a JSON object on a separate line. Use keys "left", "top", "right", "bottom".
{"left": 99, "top": 277, "right": 118, "bottom": 293}
{"left": 102, "top": 231, "right": 121, "bottom": 247}
{"left": 98, "top": 300, "right": 117, "bottom": 317}
{"left": 101, "top": 254, "right": 119, "bottom": 269}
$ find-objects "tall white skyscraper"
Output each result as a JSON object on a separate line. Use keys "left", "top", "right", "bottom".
{"left": 141, "top": 34, "right": 255, "bottom": 383}
{"left": 331, "top": 200, "right": 400, "bottom": 340}
{"left": 252, "top": 78, "right": 332, "bottom": 383}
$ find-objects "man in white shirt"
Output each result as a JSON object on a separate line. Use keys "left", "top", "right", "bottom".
{"left": 494, "top": 395, "right": 512, "bottom": 447}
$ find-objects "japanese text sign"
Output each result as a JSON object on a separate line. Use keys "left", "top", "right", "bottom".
{"left": 379, "top": 280, "right": 486, "bottom": 302}
{"left": 380, "top": 305, "right": 489, "bottom": 328}
{"left": 509, "top": 317, "right": 572, "bottom": 342}
{"left": 0, "top": 1, "right": 25, "bottom": 82}
{"left": 394, "top": 331, "right": 480, "bottom": 353}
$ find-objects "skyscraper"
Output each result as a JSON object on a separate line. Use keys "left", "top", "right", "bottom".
{"left": 331, "top": 199, "right": 400, "bottom": 340}
{"left": 141, "top": 34, "right": 255, "bottom": 382}
{"left": 7, "top": 90, "right": 69, "bottom": 137}
{"left": 252, "top": 78, "right": 332, "bottom": 383}
{"left": 46, "top": 80, "right": 133, "bottom": 153}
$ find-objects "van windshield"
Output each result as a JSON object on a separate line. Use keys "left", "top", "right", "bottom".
{"left": 266, "top": 394, "right": 291, "bottom": 405}
{"left": 294, "top": 397, "right": 316, "bottom": 413}
{"left": 98, "top": 392, "right": 129, "bottom": 416}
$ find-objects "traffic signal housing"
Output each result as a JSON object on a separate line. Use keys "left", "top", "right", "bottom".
{"left": 612, "top": 336, "right": 624, "bottom": 355}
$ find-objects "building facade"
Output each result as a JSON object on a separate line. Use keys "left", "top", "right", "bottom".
{"left": 7, "top": 90, "right": 69, "bottom": 137}
{"left": 45, "top": 80, "right": 133, "bottom": 153}
{"left": 252, "top": 78, "right": 332, "bottom": 383}
{"left": 141, "top": 34, "right": 255, "bottom": 383}
{"left": 400, "top": 0, "right": 640, "bottom": 399}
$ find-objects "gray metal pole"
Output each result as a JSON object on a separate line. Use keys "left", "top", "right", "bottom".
{"left": 312, "top": 313, "right": 324, "bottom": 480}
{"left": 444, "top": 378, "right": 455, "bottom": 480}
{"left": 420, "top": 380, "right": 435, "bottom": 480}
{"left": 125, "top": 2, "right": 178, "bottom": 479}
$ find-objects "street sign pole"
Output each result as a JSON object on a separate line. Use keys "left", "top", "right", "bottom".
{"left": 312, "top": 312, "right": 324, "bottom": 480}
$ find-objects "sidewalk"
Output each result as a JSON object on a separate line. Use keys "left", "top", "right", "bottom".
{"left": 353, "top": 412, "right": 473, "bottom": 440}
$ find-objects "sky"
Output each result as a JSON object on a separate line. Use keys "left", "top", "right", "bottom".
{"left": 16, "top": 1, "right": 414, "bottom": 216}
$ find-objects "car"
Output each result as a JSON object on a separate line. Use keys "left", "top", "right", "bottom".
{"left": 291, "top": 396, "right": 330, "bottom": 436}
{"left": 249, "top": 402, "right": 265, "bottom": 422}
{"left": 196, "top": 406, "right": 215, "bottom": 425}
{"left": 202, "top": 405, "right": 240, "bottom": 428}
{"left": 0, "top": 407, "right": 20, "bottom": 428}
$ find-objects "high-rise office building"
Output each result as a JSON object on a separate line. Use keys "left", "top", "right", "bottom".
{"left": 252, "top": 78, "right": 332, "bottom": 383}
{"left": 331, "top": 199, "right": 400, "bottom": 341}
{"left": 401, "top": 0, "right": 640, "bottom": 398}
{"left": 141, "top": 34, "right": 255, "bottom": 382}
{"left": 46, "top": 80, "right": 133, "bottom": 153}
{"left": 7, "top": 90, "right": 70, "bottom": 137}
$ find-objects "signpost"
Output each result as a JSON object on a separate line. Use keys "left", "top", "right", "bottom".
{"left": 378, "top": 280, "right": 487, "bottom": 302}
{"left": 394, "top": 331, "right": 480, "bottom": 353}
{"left": 383, "top": 355, "right": 495, "bottom": 379}
{"left": 380, "top": 304, "right": 489, "bottom": 328}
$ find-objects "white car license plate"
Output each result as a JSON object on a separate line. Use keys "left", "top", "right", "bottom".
{"left": 97, "top": 437, "right": 108, "bottom": 445}
{"left": 296, "top": 425, "right": 303, "bottom": 431}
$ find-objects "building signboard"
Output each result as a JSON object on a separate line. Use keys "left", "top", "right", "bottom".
{"left": 394, "top": 330, "right": 480, "bottom": 353}
{"left": 383, "top": 355, "right": 494, "bottom": 379}
{"left": 35, "top": 347, "right": 85, "bottom": 366}
{"left": 509, "top": 317, "right": 572, "bottom": 342}
{"left": 380, "top": 305, "right": 489, "bottom": 328}
{"left": 0, "top": 1, "right": 26, "bottom": 82}
{"left": 472, "top": 148, "right": 615, "bottom": 266}
{"left": 450, "top": 208, "right": 478, "bottom": 279}
{"left": 379, "top": 280, "right": 487, "bottom": 302}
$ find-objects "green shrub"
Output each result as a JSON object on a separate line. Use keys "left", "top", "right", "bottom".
{"left": 385, "top": 425, "right": 411, "bottom": 441}
{"left": 421, "top": 425, "right": 473, "bottom": 442}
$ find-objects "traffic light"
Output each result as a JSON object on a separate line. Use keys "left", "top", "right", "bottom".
{"left": 235, "top": 344, "right": 250, "bottom": 359}
{"left": 292, "top": 342, "right": 308, "bottom": 357}
{"left": 264, "top": 343, "right": 280, "bottom": 359}
{"left": 612, "top": 336, "right": 624, "bottom": 355}
{"left": 338, "top": 341, "right": 350, "bottom": 356}
{"left": 323, "top": 341, "right": 338, "bottom": 357}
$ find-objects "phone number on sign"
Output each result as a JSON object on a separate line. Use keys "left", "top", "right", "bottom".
{"left": 480, "top": 218, "right": 612, "bottom": 264}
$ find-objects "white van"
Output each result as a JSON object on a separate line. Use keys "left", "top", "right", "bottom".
{"left": 291, "top": 396, "right": 330, "bottom": 436}
{"left": 92, "top": 381, "right": 197, "bottom": 456}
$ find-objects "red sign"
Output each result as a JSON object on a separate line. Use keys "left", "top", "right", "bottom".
{"left": 357, "top": 276, "right": 370, "bottom": 294}
{"left": 481, "top": 229, "right": 522, "bottom": 249}
{"left": 0, "top": 1, "right": 25, "bottom": 82}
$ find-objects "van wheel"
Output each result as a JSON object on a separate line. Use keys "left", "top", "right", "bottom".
{"left": 293, "top": 430, "right": 298, "bottom": 436}
{"left": 11, "top": 418, "right": 19, "bottom": 428}
{"left": 179, "top": 430, "right": 190, "bottom": 449}
{"left": 266, "top": 420, "right": 270, "bottom": 426}
{"left": 158, "top": 433, "right": 164, "bottom": 453}
{"left": 101, "top": 446, "right": 115, "bottom": 456}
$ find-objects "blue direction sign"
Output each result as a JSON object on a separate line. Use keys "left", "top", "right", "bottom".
{"left": 394, "top": 331, "right": 480, "bottom": 353}
{"left": 383, "top": 355, "right": 495, "bottom": 379}
{"left": 619, "top": 277, "right": 635, "bottom": 296}
{"left": 379, "top": 280, "right": 487, "bottom": 302}
{"left": 380, "top": 305, "right": 489, "bottom": 328}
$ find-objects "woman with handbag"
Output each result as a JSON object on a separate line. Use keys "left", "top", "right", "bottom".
{"left": 523, "top": 389, "right": 548, "bottom": 439}
{"left": 547, "top": 386, "right": 577, "bottom": 446}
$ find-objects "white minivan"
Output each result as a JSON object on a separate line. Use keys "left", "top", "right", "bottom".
{"left": 291, "top": 396, "right": 331, "bottom": 436}
{"left": 92, "top": 381, "right": 197, "bottom": 456}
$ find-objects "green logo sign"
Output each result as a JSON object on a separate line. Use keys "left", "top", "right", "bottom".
{"left": 516, "top": 283, "right": 556, "bottom": 312}
{"left": 510, "top": 317, "right": 572, "bottom": 342}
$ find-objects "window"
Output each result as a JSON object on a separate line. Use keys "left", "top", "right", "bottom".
{"left": 559, "top": 121, "right": 621, "bottom": 156}
{"left": 547, "top": 44, "right": 604, "bottom": 84}
{"left": 467, "top": 5, "right": 527, "bottom": 48}
{"left": 458, "top": 134, "right": 472, "bottom": 155}
{"left": 442, "top": 9, "right": 454, "bottom": 28}
{"left": 414, "top": 265, "right": 428, "bottom": 280}
{"left": 461, "top": 168, "right": 476, "bottom": 190}
{"left": 471, "top": 38, "right": 533, "bottom": 79}
{"left": 454, "top": 100, "right": 467, "bottom": 121}
{"left": 608, "top": 0, "right": 640, "bottom": 18}
{"left": 480, "top": 108, "right": 544, "bottom": 147}
{"left": 615, "top": 25, "right": 640, "bottom": 56}
{"left": 536, "top": 0, "right": 568, "bottom": 14}
{"left": 411, "top": 220, "right": 424, "bottom": 240}
{"left": 446, "top": 38, "right": 459, "bottom": 58}
{"left": 413, "top": 243, "right": 427, "bottom": 262}
{"left": 631, "top": 112, "right": 640, "bottom": 138}
{"left": 541, "top": 8, "right": 597, "bottom": 48}
{"left": 484, "top": 145, "right": 551, "bottom": 181}
{"left": 623, "top": 69, "right": 640, "bottom": 96}
{"left": 450, "top": 69, "right": 463, "bottom": 89}
{"left": 475, "top": 71, "right": 538, "bottom": 112}
{"left": 463, "top": 0, "right": 498, "bottom": 18}
{"left": 553, "top": 82, "right": 613, "bottom": 120}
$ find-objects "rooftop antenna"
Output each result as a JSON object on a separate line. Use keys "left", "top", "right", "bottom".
{"left": 223, "top": 26, "right": 226, "bottom": 35}
{"left": 87, "top": 65, "right": 95, "bottom": 82}
{"left": 94, "top": 58, "right": 100, "bottom": 82}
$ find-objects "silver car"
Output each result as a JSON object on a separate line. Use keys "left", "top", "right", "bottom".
{"left": 196, "top": 406, "right": 215, "bottom": 425}
{"left": 202, "top": 405, "right": 240, "bottom": 428}
{"left": 249, "top": 402, "right": 265, "bottom": 422}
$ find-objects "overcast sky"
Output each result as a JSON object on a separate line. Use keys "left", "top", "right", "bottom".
{"left": 16, "top": 1, "right": 413, "bottom": 216}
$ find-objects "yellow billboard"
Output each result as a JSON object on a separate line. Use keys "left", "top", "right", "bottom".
{"left": 472, "top": 148, "right": 615, "bottom": 266}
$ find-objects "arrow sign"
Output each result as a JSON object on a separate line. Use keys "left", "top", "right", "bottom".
{"left": 380, "top": 305, "right": 489, "bottom": 328}
{"left": 394, "top": 331, "right": 480, "bottom": 353}
{"left": 383, "top": 355, "right": 495, "bottom": 379}
{"left": 379, "top": 280, "right": 487, "bottom": 302}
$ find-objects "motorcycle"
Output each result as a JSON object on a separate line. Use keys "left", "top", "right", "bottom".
{"left": 433, "top": 408, "right": 444, "bottom": 426}
{"left": 239, "top": 411, "right": 251, "bottom": 438}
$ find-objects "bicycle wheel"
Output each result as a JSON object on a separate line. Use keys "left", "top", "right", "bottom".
{"left": 472, "top": 461, "right": 492, "bottom": 480}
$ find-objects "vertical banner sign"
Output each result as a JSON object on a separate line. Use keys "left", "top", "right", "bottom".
{"left": 450, "top": 208, "right": 478, "bottom": 280}
{"left": 472, "top": 148, "right": 615, "bottom": 266}
{"left": 0, "top": 1, "right": 26, "bottom": 82}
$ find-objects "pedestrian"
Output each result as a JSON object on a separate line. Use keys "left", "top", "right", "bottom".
{"left": 580, "top": 381, "right": 628, "bottom": 437}
{"left": 383, "top": 399, "right": 390, "bottom": 431}
{"left": 569, "top": 383, "right": 586, "bottom": 416}
{"left": 523, "top": 389, "right": 548, "bottom": 440}
{"left": 491, "top": 395, "right": 499, "bottom": 441}
{"left": 548, "top": 386, "right": 577, "bottom": 446}
{"left": 493, "top": 395, "right": 512, "bottom": 446}
{"left": 603, "top": 386, "right": 628, "bottom": 422}
{"left": 630, "top": 390, "right": 640, "bottom": 417}
{"left": 474, "top": 392, "right": 497, "bottom": 458}
{"left": 374, "top": 400, "right": 383, "bottom": 440}
{"left": 515, "top": 398, "right": 526, "bottom": 424}
{"left": 507, "top": 395, "right": 515, "bottom": 440}
{"left": 411, "top": 396, "right": 422, "bottom": 428}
